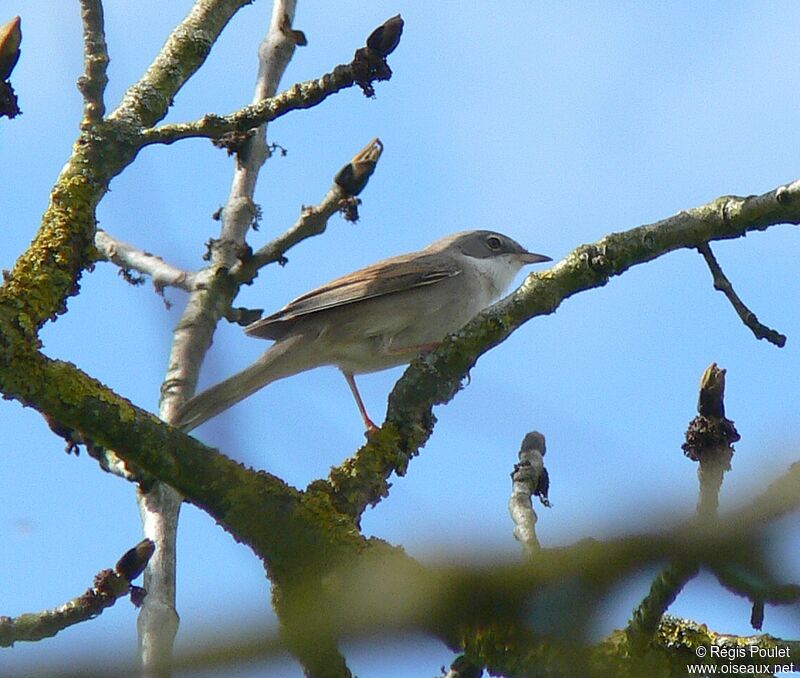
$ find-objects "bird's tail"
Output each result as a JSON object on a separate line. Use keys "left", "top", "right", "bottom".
{"left": 175, "top": 335, "right": 312, "bottom": 432}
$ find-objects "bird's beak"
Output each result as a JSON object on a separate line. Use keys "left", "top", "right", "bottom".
{"left": 518, "top": 251, "right": 552, "bottom": 264}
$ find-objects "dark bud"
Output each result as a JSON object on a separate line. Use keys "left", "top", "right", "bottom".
{"left": 115, "top": 539, "right": 156, "bottom": 581}
{"left": 535, "top": 467, "right": 552, "bottom": 507}
{"left": 366, "top": 14, "right": 403, "bottom": 56}
{"left": 520, "top": 430, "right": 546, "bottom": 456}
{"left": 279, "top": 13, "right": 307, "bottom": 47}
{"left": 697, "top": 362, "right": 726, "bottom": 418}
{"left": 212, "top": 129, "right": 255, "bottom": 157}
{"left": 334, "top": 138, "right": 383, "bottom": 196}
{"left": 0, "top": 16, "right": 21, "bottom": 81}
{"left": 288, "top": 29, "right": 307, "bottom": 46}
{"left": 42, "top": 414, "right": 82, "bottom": 455}
{"left": 0, "top": 80, "right": 19, "bottom": 119}
{"left": 119, "top": 267, "right": 146, "bottom": 286}
{"left": 129, "top": 585, "right": 147, "bottom": 608}
{"left": 334, "top": 163, "right": 373, "bottom": 196}
{"left": 225, "top": 306, "right": 264, "bottom": 327}
{"left": 338, "top": 196, "right": 361, "bottom": 223}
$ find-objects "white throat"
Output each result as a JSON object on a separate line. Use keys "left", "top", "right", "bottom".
{"left": 466, "top": 254, "right": 524, "bottom": 301}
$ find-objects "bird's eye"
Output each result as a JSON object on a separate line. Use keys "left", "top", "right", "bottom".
{"left": 486, "top": 235, "right": 503, "bottom": 251}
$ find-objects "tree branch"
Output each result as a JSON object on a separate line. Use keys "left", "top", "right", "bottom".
{"left": 138, "top": 16, "right": 404, "bottom": 146}
{"left": 136, "top": 3, "right": 303, "bottom": 674}
{"left": 229, "top": 137, "right": 383, "bottom": 283}
{"left": 77, "top": 0, "right": 109, "bottom": 123}
{"left": 326, "top": 179, "right": 800, "bottom": 519}
{"left": 94, "top": 229, "right": 195, "bottom": 294}
{"left": 697, "top": 242, "right": 787, "bottom": 347}
{"left": 0, "top": 329, "right": 797, "bottom": 672}
{"left": 509, "top": 431, "right": 550, "bottom": 555}
{"left": 110, "top": 0, "right": 252, "bottom": 128}
{"left": 0, "top": 539, "right": 153, "bottom": 647}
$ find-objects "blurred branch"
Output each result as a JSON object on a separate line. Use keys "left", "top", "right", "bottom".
{"left": 138, "top": 16, "right": 403, "bottom": 147}
{"left": 0, "top": 340, "right": 797, "bottom": 674}
{"left": 698, "top": 242, "right": 786, "bottom": 347}
{"left": 444, "top": 656, "right": 484, "bottom": 678}
{"left": 0, "top": 540, "right": 153, "bottom": 647}
{"left": 77, "top": 0, "right": 109, "bottom": 123}
{"left": 18, "top": 613, "right": 800, "bottom": 678}
{"left": 95, "top": 229, "right": 195, "bottom": 294}
{"left": 326, "top": 178, "right": 800, "bottom": 519}
{"left": 627, "top": 561, "right": 699, "bottom": 643}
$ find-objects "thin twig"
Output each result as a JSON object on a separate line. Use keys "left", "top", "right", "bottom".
{"left": 698, "top": 242, "right": 787, "bottom": 347}
{"left": 229, "top": 137, "right": 384, "bottom": 282}
{"left": 138, "top": 15, "right": 404, "bottom": 147}
{"left": 77, "top": 0, "right": 109, "bottom": 123}
{"left": 95, "top": 230, "right": 195, "bottom": 293}
{"left": 0, "top": 539, "right": 153, "bottom": 647}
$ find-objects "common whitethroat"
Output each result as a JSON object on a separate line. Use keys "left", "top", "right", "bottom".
{"left": 176, "top": 230, "right": 551, "bottom": 432}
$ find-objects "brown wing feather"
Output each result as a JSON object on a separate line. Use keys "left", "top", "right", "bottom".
{"left": 246, "top": 253, "right": 461, "bottom": 339}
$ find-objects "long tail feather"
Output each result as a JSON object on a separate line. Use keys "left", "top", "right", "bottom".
{"left": 175, "top": 336, "right": 311, "bottom": 431}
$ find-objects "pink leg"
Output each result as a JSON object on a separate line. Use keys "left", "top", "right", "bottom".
{"left": 343, "top": 372, "right": 379, "bottom": 433}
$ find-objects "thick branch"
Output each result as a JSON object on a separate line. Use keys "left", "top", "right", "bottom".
{"left": 77, "top": 0, "right": 109, "bottom": 123}
{"left": 0, "top": 540, "right": 153, "bottom": 647}
{"left": 110, "top": 0, "right": 252, "bottom": 128}
{"left": 326, "top": 180, "right": 800, "bottom": 518}
{"left": 0, "top": 335, "right": 797, "bottom": 667}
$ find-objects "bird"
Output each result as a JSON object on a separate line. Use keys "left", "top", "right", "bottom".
{"left": 175, "top": 230, "right": 551, "bottom": 432}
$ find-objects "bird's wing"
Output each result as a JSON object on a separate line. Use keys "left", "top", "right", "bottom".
{"left": 245, "top": 253, "right": 461, "bottom": 339}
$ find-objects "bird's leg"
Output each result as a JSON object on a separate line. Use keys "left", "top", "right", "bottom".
{"left": 343, "top": 371, "right": 379, "bottom": 433}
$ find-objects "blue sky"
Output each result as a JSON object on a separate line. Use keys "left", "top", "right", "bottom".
{"left": 1, "top": 2, "right": 798, "bottom": 676}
